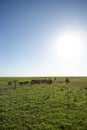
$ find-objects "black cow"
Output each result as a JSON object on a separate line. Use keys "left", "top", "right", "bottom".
{"left": 18, "top": 81, "right": 29, "bottom": 86}
{"left": 30, "top": 80, "right": 40, "bottom": 85}
{"left": 65, "top": 78, "right": 70, "bottom": 83}
{"left": 8, "top": 81, "right": 12, "bottom": 86}
{"left": 24, "top": 81, "right": 29, "bottom": 85}
{"left": 47, "top": 78, "right": 52, "bottom": 84}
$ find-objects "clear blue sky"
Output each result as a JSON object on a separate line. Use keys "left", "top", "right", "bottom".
{"left": 0, "top": 0, "right": 87, "bottom": 76}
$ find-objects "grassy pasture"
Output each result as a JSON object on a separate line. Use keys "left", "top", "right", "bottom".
{"left": 0, "top": 77, "right": 87, "bottom": 130}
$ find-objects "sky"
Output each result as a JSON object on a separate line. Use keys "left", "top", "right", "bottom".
{"left": 0, "top": 0, "right": 87, "bottom": 77}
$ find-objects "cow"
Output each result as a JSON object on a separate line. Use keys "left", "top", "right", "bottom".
{"left": 24, "top": 81, "right": 29, "bottom": 85}
{"left": 47, "top": 78, "right": 52, "bottom": 84}
{"left": 65, "top": 78, "right": 70, "bottom": 83}
{"left": 8, "top": 81, "right": 12, "bottom": 86}
{"left": 18, "top": 81, "right": 29, "bottom": 86}
{"left": 30, "top": 80, "right": 40, "bottom": 85}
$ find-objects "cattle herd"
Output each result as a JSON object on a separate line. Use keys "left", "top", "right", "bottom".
{"left": 8, "top": 78, "right": 70, "bottom": 87}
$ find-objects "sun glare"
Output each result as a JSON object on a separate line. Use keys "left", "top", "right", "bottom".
{"left": 52, "top": 30, "right": 85, "bottom": 62}
{"left": 50, "top": 29, "right": 87, "bottom": 75}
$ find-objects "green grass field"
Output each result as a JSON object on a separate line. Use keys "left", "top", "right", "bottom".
{"left": 0, "top": 77, "right": 87, "bottom": 130}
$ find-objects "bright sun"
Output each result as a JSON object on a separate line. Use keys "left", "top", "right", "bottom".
{"left": 53, "top": 30, "right": 84, "bottom": 61}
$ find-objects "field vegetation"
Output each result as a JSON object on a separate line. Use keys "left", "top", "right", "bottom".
{"left": 0, "top": 77, "right": 87, "bottom": 130}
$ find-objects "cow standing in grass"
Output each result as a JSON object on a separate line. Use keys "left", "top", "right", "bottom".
{"left": 65, "top": 78, "right": 70, "bottom": 83}
{"left": 8, "top": 81, "right": 12, "bottom": 86}
{"left": 18, "top": 81, "right": 29, "bottom": 86}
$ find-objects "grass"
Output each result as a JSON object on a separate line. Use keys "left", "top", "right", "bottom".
{"left": 0, "top": 77, "right": 87, "bottom": 130}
